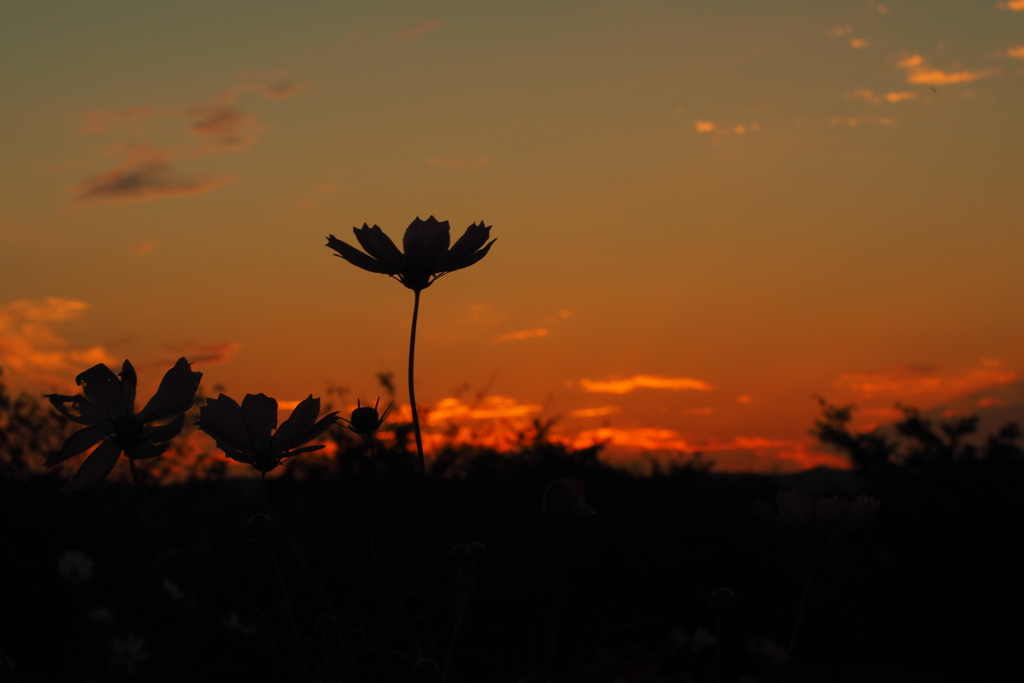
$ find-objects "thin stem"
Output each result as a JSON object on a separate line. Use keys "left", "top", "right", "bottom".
{"left": 368, "top": 433, "right": 421, "bottom": 656}
{"left": 542, "top": 533, "right": 574, "bottom": 680}
{"left": 715, "top": 610, "right": 724, "bottom": 683}
{"left": 783, "top": 550, "right": 820, "bottom": 683}
{"left": 440, "top": 603, "right": 468, "bottom": 683}
{"left": 408, "top": 288, "right": 433, "bottom": 657}
{"left": 260, "top": 471, "right": 270, "bottom": 515}
{"left": 127, "top": 458, "right": 304, "bottom": 675}
{"left": 261, "top": 535, "right": 321, "bottom": 678}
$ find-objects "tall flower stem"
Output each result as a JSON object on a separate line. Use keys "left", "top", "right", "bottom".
{"left": 368, "top": 434, "right": 421, "bottom": 656}
{"left": 783, "top": 549, "right": 820, "bottom": 683}
{"left": 542, "top": 533, "right": 575, "bottom": 680}
{"left": 128, "top": 459, "right": 305, "bottom": 675}
{"left": 408, "top": 288, "right": 433, "bottom": 656}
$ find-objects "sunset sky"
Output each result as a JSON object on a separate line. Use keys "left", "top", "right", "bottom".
{"left": 3, "top": 0, "right": 1023, "bottom": 473}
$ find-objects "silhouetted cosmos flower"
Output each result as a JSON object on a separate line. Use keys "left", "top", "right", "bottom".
{"left": 543, "top": 476, "right": 596, "bottom": 526}
{"left": 752, "top": 489, "right": 880, "bottom": 543}
{"left": 197, "top": 393, "right": 338, "bottom": 473}
{"left": 46, "top": 358, "right": 202, "bottom": 492}
{"left": 326, "top": 216, "right": 495, "bottom": 291}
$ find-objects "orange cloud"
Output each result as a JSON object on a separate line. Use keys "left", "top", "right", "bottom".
{"left": 849, "top": 89, "right": 917, "bottom": 105}
{"left": 826, "top": 26, "right": 853, "bottom": 37}
{"left": 896, "top": 54, "right": 998, "bottom": 85}
{"left": 579, "top": 375, "right": 713, "bottom": 394}
{"left": 493, "top": 328, "right": 549, "bottom": 343}
{"left": 850, "top": 38, "right": 870, "bottom": 49}
{"left": 1007, "top": 46, "right": 1024, "bottom": 59}
{"left": 694, "top": 121, "right": 715, "bottom": 133}
{"left": 570, "top": 406, "right": 621, "bottom": 418}
{"left": 998, "top": 0, "right": 1024, "bottom": 10}
{"left": 392, "top": 19, "right": 443, "bottom": 43}
{"left": 833, "top": 359, "right": 1018, "bottom": 407}
{"left": 0, "top": 298, "right": 114, "bottom": 389}
{"left": 73, "top": 145, "right": 237, "bottom": 205}
{"left": 426, "top": 396, "right": 542, "bottom": 424}
{"left": 829, "top": 115, "right": 893, "bottom": 126}
{"left": 571, "top": 428, "right": 848, "bottom": 473}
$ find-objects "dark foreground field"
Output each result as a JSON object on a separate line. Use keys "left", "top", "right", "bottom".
{"left": 3, "top": 414, "right": 1022, "bottom": 683}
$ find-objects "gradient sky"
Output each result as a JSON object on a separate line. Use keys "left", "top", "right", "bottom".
{"left": 3, "top": 0, "right": 1023, "bottom": 473}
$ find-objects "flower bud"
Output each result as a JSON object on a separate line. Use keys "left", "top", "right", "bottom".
{"left": 710, "top": 587, "right": 736, "bottom": 611}
{"left": 543, "top": 476, "right": 596, "bottom": 526}
{"left": 347, "top": 398, "right": 394, "bottom": 436}
{"left": 413, "top": 658, "right": 441, "bottom": 683}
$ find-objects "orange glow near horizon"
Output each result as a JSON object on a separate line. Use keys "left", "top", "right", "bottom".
{"left": 3, "top": 2, "right": 1024, "bottom": 474}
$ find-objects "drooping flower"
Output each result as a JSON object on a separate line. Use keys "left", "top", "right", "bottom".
{"left": 543, "top": 476, "right": 596, "bottom": 526}
{"left": 345, "top": 397, "right": 394, "bottom": 436}
{"left": 46, "top": 358, "right": 201, "bottom": 492}
{"left": 752, "top": 489, "right": 880, "bottom": 542}
{"left": 197, "top": 393, "right": 338, "bottom": 473}
{"left": 326, "top": 216, "right": 496, "bottom": 291}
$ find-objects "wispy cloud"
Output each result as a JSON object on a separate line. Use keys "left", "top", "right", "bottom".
{"left": 695, "top": 121, "right": 716, "bottom": 133}
{"left": 849, "top": 89, "right": 917, "bottom": 105}
{"left": 188, "top": 103, "right": 260, "bottom": 153}
{"left": 579, "top": 374, "right": 714, "bottom": 394}
{"left": 426, "top": 396, "right": 542, "bottom": 424}
{"left": 850, "top": 38, "right": 870, "bottom": 49}
{"left": 694, "top": 120, "right": 759, "bottom": 139}
{"left": 829, "top": 115, "right": 893, "bottom": 126}
{"left": 826, "top": 26, "right": 853, "bottom": 38}
{"left": 162, "top": 341, "right": 240, "bottom": 366}
{"left": 391, "top": 19, "right": 443, "bottom": 43}
{"left": 833, "top": 359, "right": 1018, "bottom": 406}
{"left": 0, "top": 298, "right": 113, "bottom": 389}
{"left": 261, "top": 80, "right": 309, "bottom": 100}
{"left": 1007, "top": 46, "right": 1024, "bottom": 59}
{"left": 493, "top": 328, "right": 549, "bottom": 343}
{"left": 896, "top": 54, "right": 999, "bottom": 85}
{"left": 570, "top": 406, "right": 621, "bottom": 418}
{"left": 998, "top": 1, "right": 1024, "bottom": 11}
{"left": 72, "top": 145, "right": 237, "bottom": 205}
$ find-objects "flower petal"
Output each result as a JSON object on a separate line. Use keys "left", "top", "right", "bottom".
{"left": 140, "top": 413, "right": 186, "bottom": 445}
{"left": 272, "top": 395, "right": 320, "bottom": 449}
{"left": 833, "top": 495, "right": 880, "bottom": 534}
{"left": 403, "top": 216, "right": 450, "bottom": 268}
{"left": 292, "top": 412, "right": 340, "bottom": 448}
{"left": 439, "top": 238, "right": 496, "bottom": 273}
{"left": 814, "top": 496, "right": 849, "bottom": 532}
{"left": 435, "top": 222, "right": 491, "bottom": 272}
{"left": 47, "top": 394, "right": 114, "bottom": 429}
{"left": 326, "top": 235, "right": 397, "bottom": 274}
{"left": 241, "top": 393, "right": 278, "bottom": 453}
{"left": 139, "top": 358, "right": 202, "bottom": 422}
{"left": 120, "top": 360, "right": 137, "bottom": 415}
{"left": 76, "top": 363, "right": 127, "bottom": 421}
{"left": 775, "top": 489, "right": 815, "bottom": 532}
{"left": 63, "top": 439, "right": 122, "bottom": 492}
{"left": 751, "top": 498, "right": 790, "bottom": 533}
{"left": 198, "top": 394, "right": 251, "bottom": 453}
{"left": 281, "top": 444, "right": 326, "bottom": 458}
{"left": 126, "top": 440, "right": 171, "bottom": 460}
{"left": 46, "top": 427, "right": 107, "bottom": 467}
{"left": 354, "top": 225, "right": 406, "bottom": 272}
